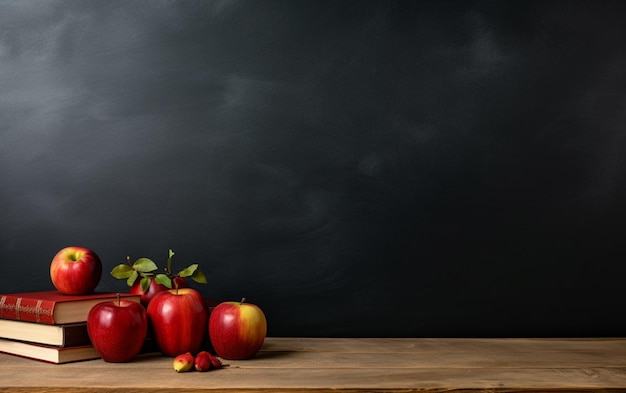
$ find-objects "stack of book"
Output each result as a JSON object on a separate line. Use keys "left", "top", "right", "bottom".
{"left": 0, "top": 290, "right": 141, "bottom": 364}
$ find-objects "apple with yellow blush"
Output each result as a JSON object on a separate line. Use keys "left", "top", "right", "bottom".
{"left": 208, "top": 298, "right": 267, "bottom": 360}
{"left": 50, "top": 246, "right": 102, "bottom": 295}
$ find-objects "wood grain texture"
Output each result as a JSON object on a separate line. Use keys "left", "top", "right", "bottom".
{"left": 1, "top": 338, "right": 626, "bottom": 392}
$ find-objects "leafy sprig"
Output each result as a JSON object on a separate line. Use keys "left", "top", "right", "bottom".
{"left": 110, "top": 249, "right": 207, "bottom": 291}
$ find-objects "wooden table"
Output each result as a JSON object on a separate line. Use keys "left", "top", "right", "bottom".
{"left": 1, "top": 337, "right": 626, "bottom": 392}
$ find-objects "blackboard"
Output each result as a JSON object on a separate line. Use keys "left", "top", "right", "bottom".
{"left": 1, "top": 0, "right": 626, "bottom": 337}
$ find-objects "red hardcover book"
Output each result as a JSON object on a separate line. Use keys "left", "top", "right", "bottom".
{"left": 0, "top": 291, "right": 141, "bottom": 325}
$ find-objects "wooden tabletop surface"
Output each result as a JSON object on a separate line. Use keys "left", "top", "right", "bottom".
{"left": 1, "top": 337, "right": 626, "bottom": 392}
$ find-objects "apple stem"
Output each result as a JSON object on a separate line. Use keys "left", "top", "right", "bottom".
{"left": 116, "top": 292, "right": 120, "bottom": 307}
{"left": 240, "top": 297, "right": 246, "bottom": 305}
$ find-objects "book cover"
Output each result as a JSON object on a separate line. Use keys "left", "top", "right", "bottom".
{"left": 0, "top": 319, "right": 90, "bottom": 347}
{"left": 0, "top": 291, "right": 141, "bottom": 325}
{"left": 0, "top": 338, "right": 100, "bottom": 364}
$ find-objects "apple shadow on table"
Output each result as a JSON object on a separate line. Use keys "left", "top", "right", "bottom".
{"left": 129, "top": 341, "right": 291, "bottom": 363}
{"left": 245, "top": 341, "right": 294, "bottom": 360}
{"left": 248, "top": 349, "right": 292, "bottom": 360}
{"left": 132, "top": 352, "right": 165, "bottom": 363}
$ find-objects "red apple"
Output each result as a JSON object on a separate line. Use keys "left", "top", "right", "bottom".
{"left": 208, "top": 299, "right": 267, "bottom": 360}
{"left": 130, "top": 276, "right": 188, "bottom": 306}
{"left": 50, "top": 246, "right": 102, "bottom": 295}
{"left": 87, "top": 298, "right": 148, "bottom": 362}
{"left": 147, "top": 287, "right": 207, "bottom": 356}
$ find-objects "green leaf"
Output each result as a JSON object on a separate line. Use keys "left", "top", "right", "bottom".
{"left": 155, "top": 273, "right": 172, "bottom": 289}
{"left": 110, "top": 264, "right": 134, "bottom": 279}
{"left": 133, "top": 258, "right": 158, "bottom": 273}
{"left": 139, "top": 276, "right": 152, "bottom": 292}
{"left": 190, "top": 268, "right": 208, "bottom": 284}
{"left": 178, "top": 263, "right": 198, "bottom": 278}
{"left": 126, "top": 270, "right": 139, "bottom": 287}
{"left": 166, "top": 249, "right": 175, "bottom": 272}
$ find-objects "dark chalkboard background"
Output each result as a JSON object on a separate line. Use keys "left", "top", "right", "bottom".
{"left": 1, "top": 0, "right": 626, "bottom": 337}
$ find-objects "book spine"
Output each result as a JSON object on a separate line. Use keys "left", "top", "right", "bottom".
{"left": 0, "top": 295, "right": 56, "bottom": 324}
